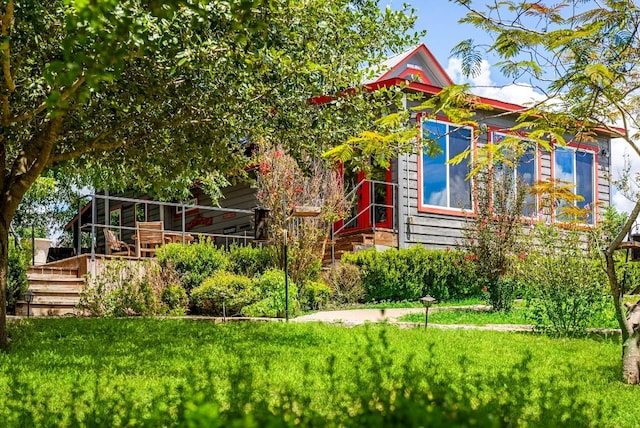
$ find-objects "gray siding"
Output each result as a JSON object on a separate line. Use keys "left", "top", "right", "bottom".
{"left": 397, "top": 107, "right": 613, "bottom": 249}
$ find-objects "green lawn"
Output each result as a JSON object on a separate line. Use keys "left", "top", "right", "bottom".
{"left": 398, "top": 306, "right": 620, "bottom": 329}
{"left": 399, "top": 307, "right": 531, "bottom": 325}
{"left": 1, "top": 318, "right": 636, "bottom": 426}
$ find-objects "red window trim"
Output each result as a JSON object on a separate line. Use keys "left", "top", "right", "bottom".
{"left": 417, "top": 113, "right": 476, "bottom": 216}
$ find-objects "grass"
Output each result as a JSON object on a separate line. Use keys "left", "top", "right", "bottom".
{"left": 398, "top": 304, "right": 620, "bottom": 329}
{"left": 1, "top": 318, "right": 637, "bottom": 426}
{"left": 399, "top": 307, "right": 532, "bottom": 325}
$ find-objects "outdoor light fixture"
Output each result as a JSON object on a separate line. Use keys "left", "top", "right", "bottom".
{"left": 24, "top": 290, "right": 35, "bottom": 318}
{"left": 220, "top": 292, "right": 227, "bottom": 322}
{"left": 419, "top": 295, "right": 437, "bottom": 328}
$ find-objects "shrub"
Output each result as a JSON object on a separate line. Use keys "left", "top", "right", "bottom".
{"left": 80, "top": 259, "right": 167, "bottom": 317}
{"left": 242, "top": 269, "right": 299, "bottom": 317}
{"left": 7, "top": 241, "right": 30, "bottom": 314}
{"left": 161, "top": 284, "right": 189, "bottom": 315}
{"left": 228, "top": 243, "right": 274, "bottom": 278}
{"left": 300, "top": 280, "right": 332, "bottom": 311}
{"left": 191, "top": 271, "right": 258, "bottom": 316}
{"left": 342, "top": 247, "right": 479, "bottom": 303}
{"left": 516, "top": 223, "right": 609, "bottom": 337}
{"left": 321, "top": 262, "right": 365, "bottom": 305}
{"left": 156, "top": 240, "right": 228, "bottom": 292}
{"left": 462, "top": 163, "right": 527, "bottom": 312}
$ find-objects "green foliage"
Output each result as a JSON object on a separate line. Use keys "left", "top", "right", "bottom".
{"left": 227, "top": 244, "right": 274, "bottom": 278}
{"left": 321, "top": 262, "right": 366, "bottom": 305}
{"left": 7, "top": 242, "right": 30, "bottom": 315}
{"left": 342, "top": 247, "right": 479, "bottom": 303}
{"left": 242, "top": 269, "right": 299, "bottom": 318}
{"left": 161, "top": 284, "right": 189, "bottom": 316}
{"left": 462, "top": 164, "right": 527, "bottom": 312}
{"left": 156, "top": 240, "right": 228, "bottom": 292}
{"left": 79, "top": 259, "right": 170, "bottom": 317}
{"left": 0, "top": 0, "right": 421, "bottom": 348}
{"left": 517, "top": 224, "right": 609, "bottom": 337}
{"left": 299, "top": 280, "right": 332, "bottom": 311}
{"left": 399, "top": 307, "right": 532, "bottom": 326}
{"left": 191, "top": 271, "right": 257, "bottom": 316}
{"left": 2, "top": 319, "right": 628, "bottom": 426}
{"left": 12, "top": 172, "right": 88, "bottom": 241}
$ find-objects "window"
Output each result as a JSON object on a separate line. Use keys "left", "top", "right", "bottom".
{"left": 419, "top": 119, "right": 472, "bottom": 211}
{"left": 176, "top": 197, "right": 198, "bottom": 215}
{"left": 135, "top": 203, "right": 147, "bottom": 223}
{"left": 554, "top": 146, "right": 595, "bottom": 224}
{"left": 493, "top": 133, "right": 537, "bottom": 217}
{"left": 109, "top": 207, "right": 122, "bottom": 239}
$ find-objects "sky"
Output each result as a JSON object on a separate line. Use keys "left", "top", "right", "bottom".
{"left": 388, "top": 0, "right": 640, "bottom": 214}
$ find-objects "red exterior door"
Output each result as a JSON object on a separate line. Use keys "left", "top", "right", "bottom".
{"left": 335, "top": 165, "right": 393, "bottom": 233}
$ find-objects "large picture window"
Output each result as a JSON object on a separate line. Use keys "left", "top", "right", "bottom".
{"left": 493, "top": 133, "right": 537, "bottom": 217}
{"left": 554, "top": 146, "right": 595, "bottom": 224}
{"left": 419, "top": 119, "right": 472, "bottom": 211}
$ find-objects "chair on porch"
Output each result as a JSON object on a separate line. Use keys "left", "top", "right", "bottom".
{"left": 134, "top": 221, "right": 171, "bottom": 258}
{"left": 104, "top": 229, "right": 133, "bottom": 256}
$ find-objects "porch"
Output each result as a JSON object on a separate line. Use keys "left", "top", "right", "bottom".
{"left": 16, "top": 178, "right": 399, "bottom": 316}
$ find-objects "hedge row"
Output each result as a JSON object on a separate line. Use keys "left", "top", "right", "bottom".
{"left": 342, "top": 246, "right": 480, "bottom": 303}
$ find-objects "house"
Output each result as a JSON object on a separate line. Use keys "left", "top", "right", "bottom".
{"left": 66, "top": 43, "right": 612, "bottom": 259}
{"left": 21, "top": 43, "right": 613, "bottom": 316}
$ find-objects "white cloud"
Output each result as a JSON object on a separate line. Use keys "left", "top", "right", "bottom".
{"left": 445, "top": 57, "right": 640, "bottom": 215}
{"left": 446, "top": 58, "right": 544, "bottom": 105}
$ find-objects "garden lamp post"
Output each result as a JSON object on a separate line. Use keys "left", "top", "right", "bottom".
{"left": 419, "top": 295, "right": 437, "bottom": 328}
{"left": 24, "top": 290, "right": 35, "bottom": 318}
{"left": 220, "top": 292, "right": 227, "bottom": 322}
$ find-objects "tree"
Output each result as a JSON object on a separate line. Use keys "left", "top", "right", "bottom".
{"left": 0, "top": 0, "right": 420, "bottom": 349}
{"left": 449, "top": 0, "right": 640, "bottom": 384}
{"left": 255, "top": 143, "right": 349, "bottom": 285}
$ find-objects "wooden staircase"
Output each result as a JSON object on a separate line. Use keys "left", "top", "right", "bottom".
{"left": 324, "top": 228, "right": 398, "bottom": 264}
{"left": 15, "top": 264, "right": 84, "bottom": 317}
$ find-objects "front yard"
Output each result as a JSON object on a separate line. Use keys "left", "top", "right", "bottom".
{"left": 1, "top": 318, "right": 637, "bottom": 427}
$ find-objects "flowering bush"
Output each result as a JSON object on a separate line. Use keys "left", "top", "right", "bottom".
{"left": 462, "top": 165, "right": 527, "bottom": 311}
{"left": 255, "top": 143, "right": 349, "bottom": 284}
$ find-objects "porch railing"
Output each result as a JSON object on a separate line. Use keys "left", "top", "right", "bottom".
{"left": 77, "top": 194, "right": 255, "bottom": 261}
{"left": 330, "top": 179, "right": 398, "bottom": 264}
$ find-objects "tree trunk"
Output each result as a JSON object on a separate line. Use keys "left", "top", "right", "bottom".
{"left": 622, "top": 333, "right": 640, "bottom": 384}
{"left": 0, "top": 220, "right": 8, "bottom": 351}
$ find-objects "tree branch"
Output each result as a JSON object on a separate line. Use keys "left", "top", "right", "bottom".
{"left": 10, "top": 74, "right": 86, "bottom": 124}
{"left": 1, "top": 0, "right": 15, "bottom": 93}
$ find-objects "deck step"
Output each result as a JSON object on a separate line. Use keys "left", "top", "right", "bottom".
{"left": 15, "top": 304, "right": 79, "bottom": 317}
{"left": 27, "top": 266, "right": 79, "bottom": 277}
{"left": 15, "top": 267, "right": 85, "bottom": 317}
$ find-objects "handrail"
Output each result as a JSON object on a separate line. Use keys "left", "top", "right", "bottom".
{"left": 330, "top": 179, "right": 398, "bottom": 264}
{"left": 78, "top": 193, "right": 255, "bottom": 260}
